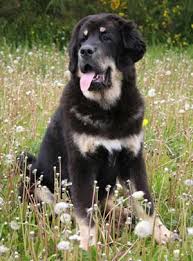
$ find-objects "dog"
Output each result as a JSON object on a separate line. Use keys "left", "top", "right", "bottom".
{"left": 19, "top": 13, "right": 173, "bottom": 250}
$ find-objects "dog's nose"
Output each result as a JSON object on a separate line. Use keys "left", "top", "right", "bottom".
{"left": 80, "top": 45, "right": 95, "bottom": 58}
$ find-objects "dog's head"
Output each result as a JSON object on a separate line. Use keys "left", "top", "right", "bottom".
{"left": 68, "top": 13, "right": 146, "bottom": 99}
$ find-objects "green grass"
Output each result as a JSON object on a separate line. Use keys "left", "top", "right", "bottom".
{"left": 0, "top": 45, "right": 193, "bottom": 260}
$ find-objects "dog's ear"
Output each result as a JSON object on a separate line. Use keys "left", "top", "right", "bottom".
{"left": 120, "top": 20, "right": 146, "bottom": 63}
{"left": 68, "top": 17, "right": 88, "bottom": 74}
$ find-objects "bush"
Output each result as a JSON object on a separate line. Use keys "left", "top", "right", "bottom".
{"left": 0, "top": 0, "right": 192, "bottom": 47}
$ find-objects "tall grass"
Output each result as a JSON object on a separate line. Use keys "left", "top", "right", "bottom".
{"left": 0, "top": 45, "right": 193, "bottom": 260}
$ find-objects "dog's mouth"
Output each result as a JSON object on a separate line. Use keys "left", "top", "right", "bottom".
{"left": 80, "top": 67, "right": 111, "bottom": 92}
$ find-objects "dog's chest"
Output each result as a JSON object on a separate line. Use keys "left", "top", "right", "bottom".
{"left": 73, "top": 132, "right": 143, "bottom": 156}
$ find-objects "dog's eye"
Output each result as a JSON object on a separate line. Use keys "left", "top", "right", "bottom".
{"left": 101, "top": 33, "right": 111, "bottom": 42}
{"left": 80, "top": 35, "right": 88, "bottom": 43}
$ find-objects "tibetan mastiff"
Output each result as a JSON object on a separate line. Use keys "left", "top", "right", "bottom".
{"left": 19, "top": 13, "right": 173, "bottom": 250}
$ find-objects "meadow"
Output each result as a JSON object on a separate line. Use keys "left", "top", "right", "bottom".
{"left": 0, "top": 45, "right": 193, "bottom": 260}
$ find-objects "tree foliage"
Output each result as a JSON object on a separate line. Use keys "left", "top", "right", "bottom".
{"left": 0, "top": 0, "right": 192, "bottom": 47}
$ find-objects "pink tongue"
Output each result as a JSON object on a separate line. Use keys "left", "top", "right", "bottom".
{"left": 80, "top": 72, "right": 95, "bottom": 92}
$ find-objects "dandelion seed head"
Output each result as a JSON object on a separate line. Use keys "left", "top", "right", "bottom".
{"left": 187, "top": 227, "right": 193, "bottom": 236}
{"left": 132, "top": 191, "right": 144, "bottom": 200}
{"left": 184, "top": 179, "right": 193, "bottom": 186}
{"left": 0, "top": 197, "right": 4, "bottom": 207}
{"left": 147, "top": 88, "right": 156, "bottom": 97}
{"left": 60, "top": 213, "right": 71, "bottom": 224}
{"left": 134, "top": 220, "right": 152, "bottom": 238}
{"left": 16, "top": 125, "right": 25, "bottom": 133}
{"left": 0, "top": 245, "right": 9, "bottom": 255}
{"left": 54, "top": 202, "right": 69, "bottom": 215}
{"left": 69, "top": 234, "right": 80, "bottom": 241}
{"left": 10, "top": 220, "right": 20, "bottom": 230}
{"left": 165, "top": 70, "right": 171, "bottom": 76}
{"left": 5, "top": 154, "right": 14, "bottom": 164}
{"left": 173, "top": 249, "right": 180, "bottom": 259}
{"left": 57, "top": 240, "right": 70, "bottom": 251}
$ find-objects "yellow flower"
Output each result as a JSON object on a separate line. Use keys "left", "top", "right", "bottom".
{"left": 111, "top": 0, "right": 120, "bottom": 10}
{"left": 143, "top": 118, "right": 149, "bottom": 127}
{"left": 191, "top": 24, "right": 193, "bottom": 29}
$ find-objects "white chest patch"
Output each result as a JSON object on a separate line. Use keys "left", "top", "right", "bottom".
{"left": 73, "top": 131, "right": 143, "bottom": 156}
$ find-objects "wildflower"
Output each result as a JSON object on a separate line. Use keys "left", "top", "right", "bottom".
{"left": 178, "top": 109, "right": 185, "bottom": 114}
{"left": 132, "top": 191, "right": 144, "bottom": 200}
{"left": 165, "top": 70, "right": 171, "bottom": 76}
{"left": 16, "top": 126, "right": 25, "bottom": 133}
{"left": 61, "top": 179, "right": 72, "bottom": 187}
{"left": 5, "top": 154, "right": 14, "bottom": 164}
{"left": 0, "top": 197, "right": 4, "bottom": 206}
{"left": 105, "top": 184, "right": 111, "bottom": 192}
{"left": 184, "top": 179, "right": 193, "bottom": 186}
{"left": 0, "top": 245, "right": 9, "bottom": 255}
{"left": 173, "top": 249, "right": 180, "bottom": 259}
{"left": 26, "top": 91, "right": 32, "bottom": 96}
{"left": 54, "top": 202, "right": 69, "bottom": 215}
{"left": 187, "top": 227, "right": 193, "bottom": 236}
{"left": 184, "top": 103, "right": 190, "bottom": 110}
{"left": 60, "top": 213, "right": 71, "bottom": 224}
{"left": 57, "top": 240, "right": 70, "bottom": 251}
{"left": 10, "top": 220, "right": 20, "bottom": 230}
{"left": 147, "top": 88, "right": 156, "bottom": 97}
{"left": 134, "top": 220, "right": 152, "bottom": 238}
{"left": 143, "top": 118, "right": 149, "bottom": 127}
{"left": 69, "top": 234, "right": 81, "bottom": 241}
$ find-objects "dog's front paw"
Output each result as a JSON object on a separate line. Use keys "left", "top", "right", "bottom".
{"left": 153, "top": 218, "right": 178, "bottom": 244}
{"left": 79, "top": 226, "right": 97, "bottom": 251}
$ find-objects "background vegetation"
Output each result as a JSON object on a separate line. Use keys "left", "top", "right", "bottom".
{"left": 0, "top": 45, "right": 193, "bottom": 260}
{"left": 0, "top": 1, "right": 193, "bottom": 260}
{"left": 0, "top": 0, "right": 193, "bottom": 48}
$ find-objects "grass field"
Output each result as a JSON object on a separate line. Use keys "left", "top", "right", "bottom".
{"left": 0, "top": 45, "right": 193, "bottom": 260}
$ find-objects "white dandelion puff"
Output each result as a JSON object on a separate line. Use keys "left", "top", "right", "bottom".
{"left": 57, "top": 241, "right": 70, "bottom": 251}
{"left": 10, "top": 220, "right": 20, "bottom": 230}
{"left": 5, "top": 154, "right": 14, "bottom": 164}
{"left": 16, "top": 126, "right": 25, "bottom": 133}
{"left": 173, "top": 249, "right": 180, "bottom": 259}
{"left": 134, "top": 220, "right": 152, "bottom": 238}
{"left": 132, "top": 191, "right": 145, "bottom": 200}
{"left": 165, "top": 70, "right": 171, "bottom": 76}
{"left": 69, "top": 234, "right": 81, "bottom": 241}
{"left": 54, "top": 202, "right": 69, "bottom": 215}
{"left": 184, "top": 179, "right": 193, "bottom": 186}
{"left": 60, "top": 213, "right": 71, "bottom": 224}
{"left": 0, "top": 245, "right": 9, "bottom": 255}
{"left": 178, "top": 109, "right": 185, "bottom": 114}
{"left": 147, "top": 88, "right": 156, "bottom": 97}
{"left": 184, "top": 103, "right": 190, "bottom": 111}
{"left": 0, "top": 197, "right": 4, "bottom": 206}
{"left": 187, "top": 227, "right": 193, "bottom": 236}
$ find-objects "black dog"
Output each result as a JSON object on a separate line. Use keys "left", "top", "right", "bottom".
{"left": 19, "top": 13, "right": 172, "bottom": 249}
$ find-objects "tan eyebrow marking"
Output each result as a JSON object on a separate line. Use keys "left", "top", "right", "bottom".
{"left": 83, "top": 29, "right": 88, "bottom": 36}
{"left": 100, "top": 27, "right": 106, "bottom": 32}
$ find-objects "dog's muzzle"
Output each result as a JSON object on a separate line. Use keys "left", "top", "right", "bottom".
{"left": 79, "top": 67, "right": 112, "bottom": 92}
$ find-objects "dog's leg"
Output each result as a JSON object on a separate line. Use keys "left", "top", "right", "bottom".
{"left": 68, "top": 154, "right": 98, "bottom": 250}
{"left": 118, "top": 150, "right": 173, "bottom": 244}
{"left": 75, "top": 216, "right": 97, "bottom": 250}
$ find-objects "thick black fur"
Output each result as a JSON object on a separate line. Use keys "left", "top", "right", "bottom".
{"left": 19, "top": 13, "right": 154, "bottom": 225}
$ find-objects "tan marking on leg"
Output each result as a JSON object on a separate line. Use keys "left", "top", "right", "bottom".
{"left": 34, "top": 186, "right": 55, "bottom": 204}
{"left": 130, "top": 184, "right": 172, "bottom": 244}
{"left": 75, "top": 216, "right": 97, "bottom": 251}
